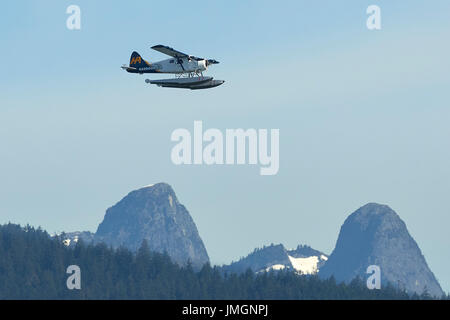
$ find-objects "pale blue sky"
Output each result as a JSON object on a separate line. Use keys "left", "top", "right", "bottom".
{"left": 1, "top": 1, "right": 450, "bottom": 293}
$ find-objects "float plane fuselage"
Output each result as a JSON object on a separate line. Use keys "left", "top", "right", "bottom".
{"left": 121, "top": 45, "right": 224, "bottom": 90}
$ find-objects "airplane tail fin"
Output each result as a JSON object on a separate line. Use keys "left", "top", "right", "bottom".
{"left": 129, "top": 51, "right": 149, "bottom": 68}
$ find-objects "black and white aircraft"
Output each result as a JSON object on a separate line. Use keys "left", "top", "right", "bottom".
{"left": 121, "top": 45, "right": 224, "bottom": 90}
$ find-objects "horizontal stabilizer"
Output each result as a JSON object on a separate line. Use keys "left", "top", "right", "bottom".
{"left": 121, "top": 65, "right": 137, "bottom": 71}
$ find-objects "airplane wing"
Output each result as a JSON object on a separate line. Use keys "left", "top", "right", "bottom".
{"left": 151, "top": 45, "right": 191, "bottom": 58}
{"left": 151, "top": 45, "right": 219, "bottom": 65}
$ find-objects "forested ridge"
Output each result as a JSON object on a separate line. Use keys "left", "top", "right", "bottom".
{"left": 0, "top": 224, "right": 446, "bottom": 300}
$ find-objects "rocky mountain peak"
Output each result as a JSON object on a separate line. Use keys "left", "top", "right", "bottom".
{"left": 319, "top": 203, "right": 444, "bottom": 297}
{"left": 95, "top": 183, "right": 209, "bottom": 269}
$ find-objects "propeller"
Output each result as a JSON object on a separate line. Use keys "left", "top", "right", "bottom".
{"left": 206, "top": 59, "right": 219, "bottom": 67}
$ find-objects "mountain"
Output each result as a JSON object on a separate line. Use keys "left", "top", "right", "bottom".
{"left": 319, "top": 203, "right": 444, "bottom": 297}
{"left": 288, "top": 245, "right": 329, "bottom": 274}
{"left": 223, "top": 243, "right": 328, "bottom": 275}
{"left": 95, "top": 183, "right": 209, "bottom": 269}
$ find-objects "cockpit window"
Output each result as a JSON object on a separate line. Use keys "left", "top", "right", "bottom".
{"left": 169, "top": 59, "right": 174, "bottom": 63}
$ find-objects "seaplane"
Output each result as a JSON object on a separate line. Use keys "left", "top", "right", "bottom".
{"left": 121, "top": 45, "right": 224, "bottom": 90}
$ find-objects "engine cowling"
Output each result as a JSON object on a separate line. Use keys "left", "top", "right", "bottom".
{"left": 197, "top": 59, "right": 207, "bottom": 71}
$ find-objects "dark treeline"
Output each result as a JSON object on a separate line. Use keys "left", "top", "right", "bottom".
{"left": 0, "top": 224, "right": 446, "bottom": 300}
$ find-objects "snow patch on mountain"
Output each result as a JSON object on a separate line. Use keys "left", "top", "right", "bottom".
{"left": 288, "top": 255, "right": 320, "bottom": 274}
{"left": 264, "top": 264, "right": 286, "bottom": 272}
